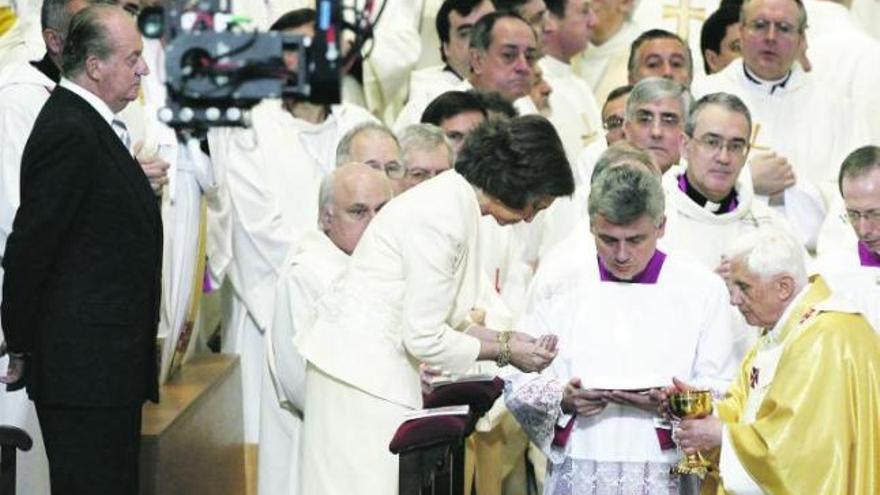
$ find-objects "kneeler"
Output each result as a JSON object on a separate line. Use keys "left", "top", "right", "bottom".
{"left": 389, "top": 378, "right": 504, "bottom": 495}
{"left": 0, "top": 425, "right": 32, "bottom": 495}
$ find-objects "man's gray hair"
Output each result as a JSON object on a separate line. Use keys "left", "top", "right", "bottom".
{"left": 727, "top": 227, "right": 808, "bottom": 288}
{"left": 625, "top": 77, "right": 693, "bottom": 124}
{"left": 398, "top": 124, "right": 454, "bottom": 169}
{"left": 61, "top": 4, "right": 118, "bottom": 78}
{"left": 42, "top": 0, "right": 92, "bottom": 31}
{"left": 588, "top": 164, "right": 665, "bottom": 226}
{"left": 685, "top": 92, "right": 752, "bottom": 138}
{"left": 318, "top": 172, "right": 335, "bottom": 214}
{"left": 740, "top": 0, "right": 807, "bottom": 33}
{"left": 335, "top": 122, "right": 399, "bottom": 167}
{"left": 590, "top": 140, "right": 657, "bottom": 185}
{"left": 838, "top": 145, "right": 880, "bottom": 195}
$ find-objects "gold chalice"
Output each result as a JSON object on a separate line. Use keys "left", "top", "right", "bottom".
{"left": 668, "top": 389, "right": 713, "bottom": 479}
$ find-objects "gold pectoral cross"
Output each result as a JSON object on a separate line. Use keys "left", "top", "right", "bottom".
{"left": 662, "top": 0, "right": 707, "bottom": 41}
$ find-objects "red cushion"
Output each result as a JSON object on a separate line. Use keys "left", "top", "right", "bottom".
{"left": 422, "top": 377, "right": 504, "bottom": 416}
{"left": 389, "top": 415, "right": 468, "bottom": 454}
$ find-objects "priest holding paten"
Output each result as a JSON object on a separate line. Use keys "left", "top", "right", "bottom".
{"left": 505, "top": 161, "right": 739, "bottom": 494}
{"left": 674, "top": 227, "right": 880, "bottom": 494}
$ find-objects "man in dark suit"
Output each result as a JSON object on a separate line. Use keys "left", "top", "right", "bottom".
{"left": 0, "top": 4, "right": 159, "bottom": 493}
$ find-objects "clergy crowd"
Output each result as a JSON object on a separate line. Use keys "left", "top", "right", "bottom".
{"left": 0, "top": 0, "right": 879, "bottom": 494}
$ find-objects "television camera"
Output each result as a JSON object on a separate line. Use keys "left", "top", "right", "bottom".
{"left": 137, "top": 0, "right": 383, "bottom": 130}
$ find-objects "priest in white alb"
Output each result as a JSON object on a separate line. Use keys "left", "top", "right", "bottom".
{"left": 571, "top": 0, "right": 640, "bottom": 105}
{"left": 406, "top": 0, "right": 495, "bottom": 117}
{"left": 394, "top": 11, "right": 540, "bottom": 132}
{"left": 690, "top": 0, "right": 871, "bottom": 252}
{"left": 258, "top": 163, "right": 392, "bottom": 495}
{"left": 813, "top": 145, "right": 880, "bottom": 332}
{"left": 539, "top": 0, "right": 603, "bottom": 161}
{"left": 205, "top": 8, "right": 376, "bottom": 443}
{"left": 505, "top": 163, "right": 738, "bottom": 494}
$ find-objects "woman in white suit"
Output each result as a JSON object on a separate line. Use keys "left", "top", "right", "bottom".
{"left": 295, "top": 115, "right": 576, "bottom": 494}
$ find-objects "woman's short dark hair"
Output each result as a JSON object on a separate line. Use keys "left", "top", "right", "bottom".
{"left": 455, "top": 115, "right": 574, "bottom": 209}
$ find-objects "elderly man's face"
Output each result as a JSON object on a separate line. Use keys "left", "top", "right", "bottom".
{"left": 440, "top": 110, "right": 485, "bottom": 154}
{"left": 349, "top": 132, "right": 405, "bottom": 194}
{"left": 323, "top": 172, "right": 392, "bottom": 255}
{"left": 623, "top": 97, "right": 685, "bottom": 174}
{"left": 684, "top": 104, "right": 751, "bottom": 202}
{"left": 739, "top": 0, "right": 805, "bottom": 80}
{"left": 728, "top": 256, "right": 791, "bottom": 328}
{"left": 592, "top": 213, "right": 665, "bottom": 280}
{"left": 444, "top": 0, "right": 495, "bottom": 78}
{"left": 93, "top": 9, "right": 149, "bottom": 113}
{"left": 842, "top": 167, "right": 880, "bottom": 255}
{"left": 630, "top": 38, "right": 692, "bottom": 87}
{"left": 470, "top": 17, "right": 538, "bottom": 101}
{"left": 402, "top": 145, "right": 452, "bottom": 191}
{"left": 602, "top": 92, "right": 628, "bottom": 145}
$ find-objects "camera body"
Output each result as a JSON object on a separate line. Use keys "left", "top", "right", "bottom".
{"left": 140, "top": 0, "right": 343, "bottom": 129}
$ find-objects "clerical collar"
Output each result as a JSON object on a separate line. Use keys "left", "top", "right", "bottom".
{"left": 597, "top": 250, "right": 666, "bottom": 284}
{"left": 677, "top": 173, "right": 737, "bottom": 214}
{"left": 31, "top": 52, "right": 60, "bottom": 84}
{"left": 858, "top": 241, "right": 880, "bottom": 267}
{"left": 443, "top": 64, "right": 464, "bottom": 81}
{"left": 742, "top": 63, "right": 791, "bottom": 95}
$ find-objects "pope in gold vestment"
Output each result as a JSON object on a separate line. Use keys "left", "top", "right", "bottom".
{"left": 705, "top": 277, "right": 880, "bottom": 494}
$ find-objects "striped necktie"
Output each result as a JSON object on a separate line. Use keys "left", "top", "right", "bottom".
{"left": 112, "top": 119, "right": 132, "bottom": 154}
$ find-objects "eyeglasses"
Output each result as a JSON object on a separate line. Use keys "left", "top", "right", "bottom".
{"left": 693, "top": 134, "right": 750, "bottom": 158}
{"left": 405, "top": 168, "right": 445, "bottom": 183}
{"left": 743, "top": 19, "right": 801, "bottom": 38}
{"left": 632, "top": 109, "right": 682, "bottom": 129}
{"left": 603, "top": 115, "right": 624, "bottom": 131}
{"left": 845, "top": 209, "right": 880, "bottom": 224}
{"left": 367, "top": 161, "right": 405, "bottom": 180}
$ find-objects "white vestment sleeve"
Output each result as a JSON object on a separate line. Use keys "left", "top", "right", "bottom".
{"left": 206, "top": 127, "right": 300, "bottom": 330}
{"left": 267, "top": 266, "right": 311, "bottom": 414}
{"left": 689, "top": 278, "right": 739, "bottom": 394}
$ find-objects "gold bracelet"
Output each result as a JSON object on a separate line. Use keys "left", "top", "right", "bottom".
{"left": 496, "top": 331, "right": 511, "bottom": 367}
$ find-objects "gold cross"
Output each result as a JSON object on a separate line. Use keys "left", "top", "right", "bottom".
{"left": 662, "top": 0, "right": 707, "bottom": 41}
{"left": 749, "top": 122, "right": 770, "bottom": 152}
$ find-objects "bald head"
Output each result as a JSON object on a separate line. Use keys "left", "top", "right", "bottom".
{"left": 319, "top": 163, "right": 393, "bottom": 254}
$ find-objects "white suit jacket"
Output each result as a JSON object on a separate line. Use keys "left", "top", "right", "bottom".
{"left": 295, "top": 170, "right": 483, "bottom": 409}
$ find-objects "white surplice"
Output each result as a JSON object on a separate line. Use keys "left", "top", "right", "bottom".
{"left": 506, "top": 250, "right": 738, "bottom": 494}
{"left": 803, "top": 0, "right": 880, "bottom": 144}
{"left": 572, "top": 21, "right": 641, "bottom": 107}
{"left": 258, "top": 230, "right": 348, "bottom": 495}
{"left": 691, "top": 59, "right": 872, "bottom": 252}
{"left": 206, "top": 100, "right": 374, "bottom": 442}
{"left": 852, "top": 0, "right": 880, "bottom": 41}
{"left": 812, "top": 243, "right": 880, "bottom": 332}
{"left": 539, "top": 56, "right": 603, "bottom": 162}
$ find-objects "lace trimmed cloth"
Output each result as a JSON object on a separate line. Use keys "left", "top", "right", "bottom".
{"left": 504, "top": 374, "right": 678, "bottom": 495}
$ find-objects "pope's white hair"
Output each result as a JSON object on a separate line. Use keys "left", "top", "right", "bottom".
{"left": 727, "top": 227, "right": 808, "bottom": 288}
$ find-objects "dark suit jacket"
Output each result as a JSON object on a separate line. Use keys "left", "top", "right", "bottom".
{"left": 1, "top": 86, "right": 162, "bottom": 407}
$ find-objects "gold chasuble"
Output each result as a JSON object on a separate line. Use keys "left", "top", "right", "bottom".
{"left": 706, "top": 277, "right": 880, "bottom": 495}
